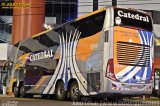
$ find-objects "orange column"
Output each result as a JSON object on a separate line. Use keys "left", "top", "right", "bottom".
{"left": 12, "top": 0, "right": 45, "bottom": 45}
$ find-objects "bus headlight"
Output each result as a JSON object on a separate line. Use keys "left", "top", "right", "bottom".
{"left": 115, "top": 17, "right": 121, "bottom": 25}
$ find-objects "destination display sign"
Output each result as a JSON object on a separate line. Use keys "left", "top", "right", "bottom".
{"left": 114, "top": 8, "right": 153, "bottom": 31}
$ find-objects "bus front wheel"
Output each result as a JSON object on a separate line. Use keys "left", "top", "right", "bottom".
{"left": 70, "top": 81, "right": 80, "bottom": 101}
{"left": 20, "top": 83, "right": 26, "bottom": 98}
{"left": 56, "top": 81, "right": 66, "bottom": 100}
{"left": 13, "top": 85, "right": 20, "bottom": 97}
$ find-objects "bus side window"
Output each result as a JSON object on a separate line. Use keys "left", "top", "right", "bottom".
{"left": 105, "top": 31, "right": 109, "bottom": 42}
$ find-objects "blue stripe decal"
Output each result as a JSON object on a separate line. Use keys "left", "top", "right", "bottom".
{"left": 147, "top": 32, "right": 152, "bottom": 45}
{"left": 145, "top": 31, "right": 149, "bottom": 44}
{"left": 65, "top": 41, "right": 68, "bottom": 84}
{"left": 61, "top": 65, "right": 65, "bottom": 79}
{"left": 65, "top": 65, "right": 68, "bottom": 83}
{"left": 138, "top": 30, "right": 145, "bottom": 45}
{"left": 142, "top": 30, "right": 147, "bottom": 45}
{"left": 136, "top": 67, "right": 145, "bottom": 78}
{"left": 122, "top": 66, "right": 136, "bottom": 78}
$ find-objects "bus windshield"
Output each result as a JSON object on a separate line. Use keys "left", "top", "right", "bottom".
{"left": 114, "top": 8, "right": 153, "bottom": 31}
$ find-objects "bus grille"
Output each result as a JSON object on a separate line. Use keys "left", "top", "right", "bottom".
{"left": 117, "top": 42, "right": 150, "bottom": 67}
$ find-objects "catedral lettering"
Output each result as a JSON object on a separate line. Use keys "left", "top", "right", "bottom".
{"left": 118, "top": 10, "right": 149, "bottom": 22}
{"left": 29, "top": 50, "right": 53, "bottom": 61}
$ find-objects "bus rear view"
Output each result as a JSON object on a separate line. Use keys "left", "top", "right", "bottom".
{"left": 104, "top": 8, "right": 154, "bottom": 96}
{"left": 4, "top": 7, "right": 154, "bottom": 101}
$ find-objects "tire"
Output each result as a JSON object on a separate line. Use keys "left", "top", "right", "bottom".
{"left": 13, "top": 84, "right": 20, "bottom": 97}
{"left": 70, "top": 81, "right": 80, "bottom": 101}
{"left": 27, "top": 94, "right": 33, "bottom": 98}
{"left": 19, "top": 83, "right": 26, "bottom": 98}
{"left": 92, "top": 97, "right": 104, "bottom": 101}
{"left": 107, "top": 97, "right": 123, "bottom": 101}
{"left": 41, "top": 94, "right": 49, "bottom": 99}
{"left": 56, "top": 81, "right": 66, "bottom": 100}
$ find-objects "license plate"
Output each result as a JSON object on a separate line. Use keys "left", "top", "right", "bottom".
{"left": 131, "top": 87, "right": 138, "bottom": 90}
{"left": 130, "top": 85, "right": 138, "bottom": 90}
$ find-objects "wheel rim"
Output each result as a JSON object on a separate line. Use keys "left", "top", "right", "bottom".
{"left": 71, "top": 85, "right": 79, "bottom": 97}
{"left": 20, "top": 86, "right": 24, "bottom": 95}
{"left": 58, "top": 85, "right": 64, "bottom": 97}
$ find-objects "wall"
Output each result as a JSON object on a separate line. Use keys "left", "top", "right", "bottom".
{"left": 0, "top": 43, "right": 12, "bottom": 60}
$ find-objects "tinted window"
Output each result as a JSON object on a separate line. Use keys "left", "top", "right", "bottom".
{"left": 39, "top": 34, "right": 59, "bottom": 47}
{"left": 26, "top": 69, "right": 42, "bottom": 77}
{"left": 19, "top": 46, "right": 32, "bottom": 53}
{"left": 73, "top": 11, "right": 106, "bottom": 38}
{"left": 54, "top": 10, "right": 106, "bottom": 40}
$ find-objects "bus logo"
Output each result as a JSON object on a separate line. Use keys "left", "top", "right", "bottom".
{"left": 29, "top": 50, "right": 54, "bottom": 62}
{"left": 117, "top": 10, "right": 149, "bottom": 22}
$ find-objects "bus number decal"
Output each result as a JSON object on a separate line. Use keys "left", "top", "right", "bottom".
{"left": 90, "top": 43, "right": 99, "bottom": 50}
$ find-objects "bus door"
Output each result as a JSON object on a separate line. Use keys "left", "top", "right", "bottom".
{"left": 15, "top": 68, "right": 25, "bottom": 86}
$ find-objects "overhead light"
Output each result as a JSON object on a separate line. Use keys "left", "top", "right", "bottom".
{"left": 44, "top": 24, "right": 47, "bottom": 28}
{"left": 47, "top": 25, "right": 52, "bottom": 30}
{"left": 44, "top": 24, "right": 52, "bottom": 30}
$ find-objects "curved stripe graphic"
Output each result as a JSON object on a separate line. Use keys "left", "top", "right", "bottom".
{"left": 121, "top": 67, "right": 141, "bottom": 82}
{"left": 138, "top": 30, "right": 145, "bottom": 45}
{"left": 71, "top": 31, "right": 89, "bottom": 95}
{"left": 115, "top": 66, "right": 134, "bottom": 77}
{"left": 141, "top": 30, "right": 147, "bottom": 45}
{"left": 47, "top": 30, "right": 89, "bottom": 95}
{"left": 142, "top": 67, "right": 148, "bottom": 80}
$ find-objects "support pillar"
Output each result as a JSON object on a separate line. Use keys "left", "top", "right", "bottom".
{"left": 12, "top": 0, "right": 45, "bottom": 45}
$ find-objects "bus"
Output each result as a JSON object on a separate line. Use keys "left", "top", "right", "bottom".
{"left": 4, "top": 7, "right": 154, "bottom": 101}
